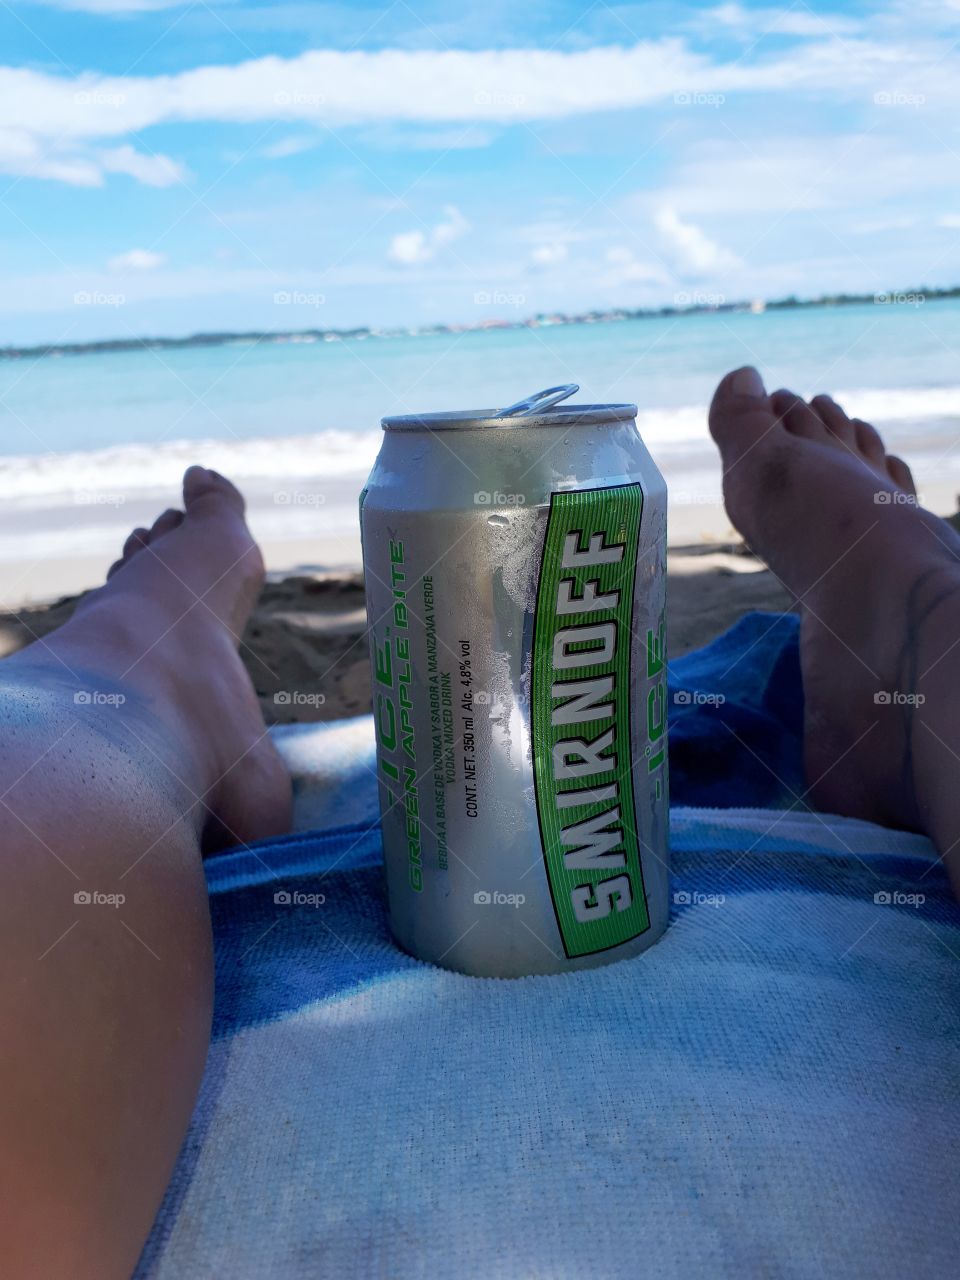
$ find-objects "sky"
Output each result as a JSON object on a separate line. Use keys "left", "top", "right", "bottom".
{"left": 1, "top": 0, "right": 959, "bottom": 344}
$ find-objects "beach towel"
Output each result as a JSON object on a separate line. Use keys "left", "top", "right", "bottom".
{"left": 137, "top": 613, "right": 960, "bottom": 1278}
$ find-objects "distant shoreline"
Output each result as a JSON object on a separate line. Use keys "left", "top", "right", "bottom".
{"left": 2, "top": 285, "right": 955, "bottom": 362}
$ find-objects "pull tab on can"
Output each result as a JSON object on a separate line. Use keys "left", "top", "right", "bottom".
{"left": 498, "top": 383, "right": 580, "bottom": 417}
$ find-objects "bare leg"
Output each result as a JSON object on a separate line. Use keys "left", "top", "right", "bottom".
{"left": 0, "top": 468, "right": 291, "bottom": 1278}
{"left": 710, "top": 368, "right": 960, "bottom": 893}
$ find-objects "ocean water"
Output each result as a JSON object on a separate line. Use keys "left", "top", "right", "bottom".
{"left": 3, "top": 299, "right": 960, "bottom": 570}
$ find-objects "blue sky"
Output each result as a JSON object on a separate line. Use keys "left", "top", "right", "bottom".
{"left": 1, "top": 0, "right": 959, "bottom": 344}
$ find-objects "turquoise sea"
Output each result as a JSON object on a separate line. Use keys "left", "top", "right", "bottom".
{"left": 3, "top": 299, "right": 960, "bottom": 569}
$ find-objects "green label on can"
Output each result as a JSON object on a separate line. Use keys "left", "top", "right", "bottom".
{"left": 531, "top": 483, "right": 650, "bottom": 957}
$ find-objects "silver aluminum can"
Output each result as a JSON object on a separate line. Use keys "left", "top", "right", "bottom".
{"left": 360, "top": 385, "right": 669, "bottom": 978}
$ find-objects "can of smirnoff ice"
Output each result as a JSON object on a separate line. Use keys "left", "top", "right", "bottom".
{"left": 360, "top": 384, "right": 669, "bottom": 978}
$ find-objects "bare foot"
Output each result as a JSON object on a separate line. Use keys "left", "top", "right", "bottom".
{"left": 15, "top": 465, "right": 292, "bottom": 851}
{"left": 709, "top": 368, "right": 960, "bottom": 881}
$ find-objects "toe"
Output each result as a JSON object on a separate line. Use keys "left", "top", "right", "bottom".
{"left": 810, "top": 394, "right": 856, "bottom": 447}
{"left": 183, "top": 466, "right": 246, "bottom": 517}
{"left": 708, "top": 366, "right": 776, "bottom": 457}
{"left": 122, "top": 527, "right": 151, "bottom": 557}
{"left": 178, "top": 466, "right": 264, "bottom": 626}
{"left": 886, "top": 454, "right": 916, "bottom": 495}
{"left": 106, "top": 527, "right": 150, "bottom": 579}
{"left": 852, "top": 418, "right": 887, "bottom": 469}
{"left": 149, "top": 508, "right": 185, "bottom": 541}
{"left": 771, "top": 390, "right": 830, "bottom": 441}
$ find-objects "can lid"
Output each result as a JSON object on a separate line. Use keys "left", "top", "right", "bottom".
{"left": 381, "top": 384, "right": 638, "bottom": 431}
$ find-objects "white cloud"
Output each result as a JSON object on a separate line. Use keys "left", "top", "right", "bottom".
{"left": 530, "top": 242, "right": 569, "bottom": 268}
{"left": 388, "top": 231, "right": 431, "bottom": 266}
{"left": 938, "top": 213, "right": 960, "bottom": 227}
{"left": 0, "top": 45, "right": 695, "bottom": 149}
{"left": 655, "top": 207, "right": 741, "bottom": 274}
{"left": 0, "top": 37, "right": 915, "bottom": 146}
{"left": 98, "top": 144, "right": 186, "bottom": 186}
{"left": 852, "top": 215, "right": 918, "bottom": 233}
{"left": 0, "top": 128, "right": 101, "bottom": 185}
{"left": 388, "top": 205, "right": 469, "bottom": 266}
{"left": 604, "top": 246, "right": 669, "bottom": 286}
{"left": 705, "top": 4, "right": 862, "bottom": 38}
{"left": 638, "top": 135, "right": 960, "bottom": 225}
{"left": 107, "top": 248, "right": 166, "bottom": 272}
{"left": 0, "top": 127, "right": 185, "bottom": 187}
{"left": 261, "top": 135, "right": 320, "bottom": 159}
{"left": 431, "top": 205, "right": 468, "bottom": 246}
{"left": 0, "top": 33, "right": 955, "bottom": 190}
{"left": 35, "top": 0, "right": 187, "bottom": 11}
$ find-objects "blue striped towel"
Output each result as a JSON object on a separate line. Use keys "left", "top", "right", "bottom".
{"left": 137, "top": 615, "right": 960, "bottom": 1277}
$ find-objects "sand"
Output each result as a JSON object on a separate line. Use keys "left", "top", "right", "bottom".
{"left": 0, "top": 543, "right": 793, "bottom": 725}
